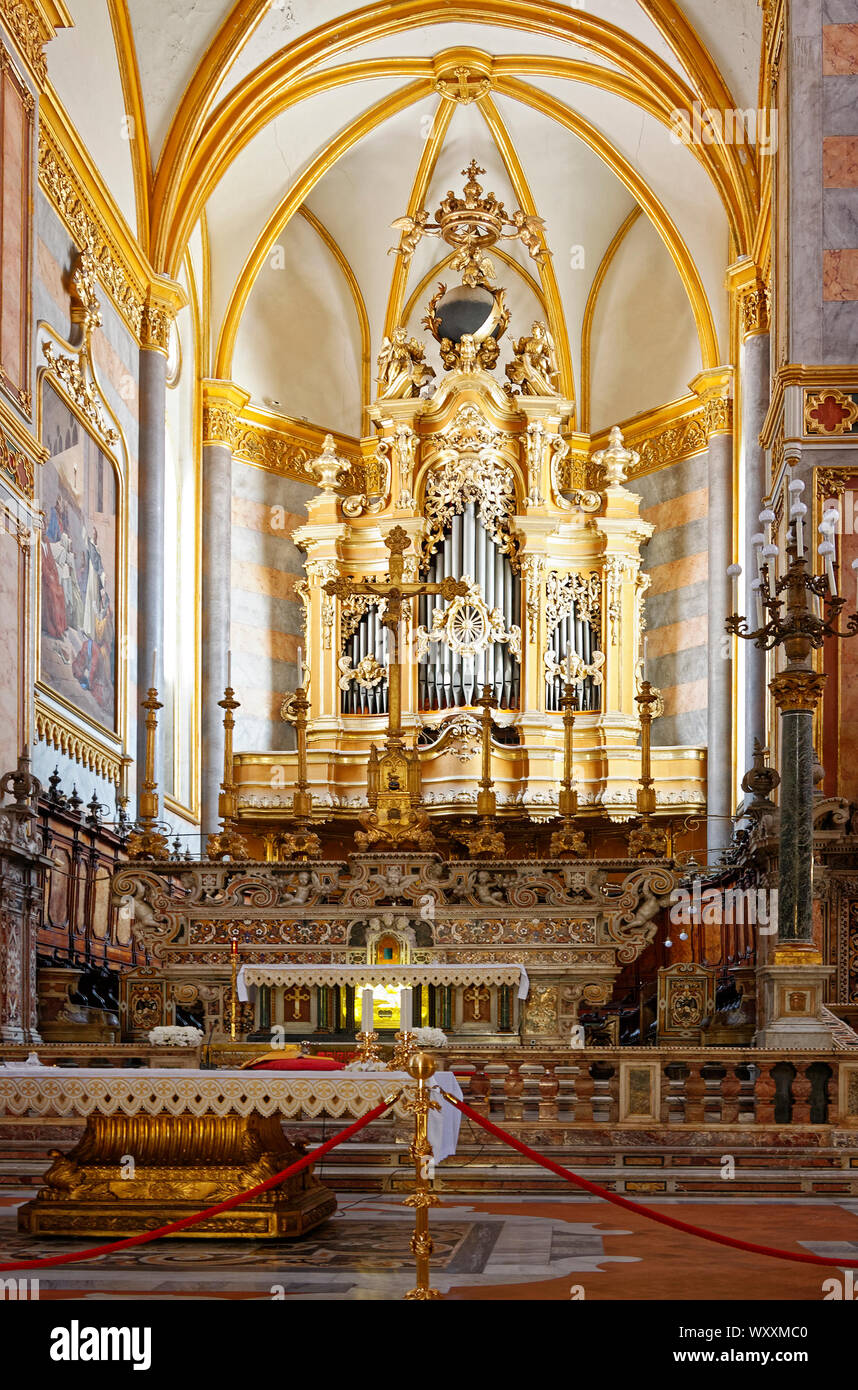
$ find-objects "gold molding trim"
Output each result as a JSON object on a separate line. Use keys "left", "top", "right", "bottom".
{"left": 805, "top": 387, "right": 858, "bottom": 437}
{"left": 726, "top": 258, "right": 770, "bottom": 339}
{"left": 38, "top": 120, "right": 147, "bottom": 339}
{"left": 232, "top": 406, "right": 363, "bottom": 492}
{"left": 35, "top": 698, "right": 122, "bottom": 785}
{"left": 201, "top": 379, "right": 250, "bottom": 448}
{"left": 0, "top": 0, "right": 69, "bottom": 87}
{"left": 589, "top": 391, "right": 732, "bottom": 481}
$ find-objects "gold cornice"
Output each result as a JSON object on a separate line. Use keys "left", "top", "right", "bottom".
{"left": 689, "top": 367, "right": 734, "bottom": 437}
{"left": 581, "top": 206, "right": 642, "bottom": 432}
{"left": 0, "top": 0, "right": 71, "bottom": 88}
{"left": 38, "top": 94, "right": 150, "bottom": 339}
{"left": 591, "top": 394, "right": 715, "bottom": 479}
{"left": 0, "top": 394, "right": 46, "bottom": 466}
{"left": 215, "top": 79, "right": 433, "bottom": 379}
{"left": 759, "top": 364, "right": 858, "bottom": 449}
{"left": 231, "top": 405, "right": 362, "bottom": 492}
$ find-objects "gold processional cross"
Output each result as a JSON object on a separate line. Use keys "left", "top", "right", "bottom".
{"left": 325, "top": 527, "right": 468, "bottom": 848}
{"left": 284, "top": 985, "right": 310, "bottom": 1020}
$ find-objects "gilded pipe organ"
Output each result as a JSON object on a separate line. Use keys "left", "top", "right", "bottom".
{"left": 232, "top": 165, "right": 704, "bottom": 836}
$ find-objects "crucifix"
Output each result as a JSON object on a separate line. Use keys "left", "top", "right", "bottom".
{"left": 464, "top": 984, "right": 491, "bottom": 1021}
{"left": 324, "top": 527, "right": 468, "bottom": 848}
{"left": 284, "top": 985, "right": 310, "bottom": 1020}
{"left": 326, "top": 526, "right": 467, "bottom": 750}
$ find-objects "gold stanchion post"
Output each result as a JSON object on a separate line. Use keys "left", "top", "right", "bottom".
{"left": 550, "top": 668, "right": 587, "bottom": 856}
{"left": 207, "top": 678, "right": 250, "bottom": 860}
{"left": 403, "top": 1050, "right": 441, "bottom": 1300}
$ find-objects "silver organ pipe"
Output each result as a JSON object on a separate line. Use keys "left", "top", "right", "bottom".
{"left": 340, "top": 602, "right": 390, "bottom": 714}
{"left": 545, "top": 599, "right": 598, "bottom": 713}
{"left": 417, "top": 502, "right": 520, "bottom": 711}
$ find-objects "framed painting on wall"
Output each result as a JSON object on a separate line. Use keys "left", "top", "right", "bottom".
{"left": 38, "top": 378, "right": 119, "bottom": 732}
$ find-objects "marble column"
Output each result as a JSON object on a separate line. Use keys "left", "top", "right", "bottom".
{"left": 755, "top": 665, "right": 833, "bottom": 1047}
{"left": 739, "top": 316, "right": 771, "bottom": 777}
{"left": 201, "top": 382, "right": 250, "bottom": 842}
{"left": 136, "top": 280, "right": 185, "bottom": 814}
{"left": 703, "top": 402, "right": 734, "bottom": 858}
{"left": 136, "top": 347, "right": 166, "bottom": 801}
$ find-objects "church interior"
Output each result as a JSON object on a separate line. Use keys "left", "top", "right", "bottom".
{"left": 1, "top": 0, "right": 858, "bottom": 1313}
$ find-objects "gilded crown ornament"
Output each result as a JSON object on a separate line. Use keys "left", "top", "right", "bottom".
{"left": 390, "top": 159, "right": 550, "bottom": 285}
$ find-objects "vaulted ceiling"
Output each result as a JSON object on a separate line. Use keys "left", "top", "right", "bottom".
{"left": 45, "top": 0, "right": 766, "bottom": 436}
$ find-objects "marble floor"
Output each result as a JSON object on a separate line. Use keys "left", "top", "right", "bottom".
{"left": 1, "top": 1188, "right": 857, "bottom": 1301}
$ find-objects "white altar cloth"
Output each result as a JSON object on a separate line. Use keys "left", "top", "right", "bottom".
{"left": 237, "top": 962, "right": 530, "bottom": 1001}
{"left": 0, "top": 1066, "right": 463, "bottom": 1163}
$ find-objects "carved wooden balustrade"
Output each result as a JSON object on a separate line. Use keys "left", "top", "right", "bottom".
{"left": 443, "top": 1049, "right": 857, "bottom": 1131}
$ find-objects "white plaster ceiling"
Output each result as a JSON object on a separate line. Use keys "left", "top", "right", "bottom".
{"left": 44, "top": 1, "right": 764, "bottom": 436}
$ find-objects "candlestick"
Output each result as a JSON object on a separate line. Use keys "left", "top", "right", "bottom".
{"left": 788, "top": 478, "right": 806, "bottom": 556}
{"left": 818, "top": 539, "right": 837, "bottom": 596}
{"left": 227, "top": 649, "right": 232, "bottom": 689}
{"left": 727, "top": 562, "right": 741, "bottom": 607}
{"left": 297, "top": 645, "right": 303, "bottom": 687}
{"left": 150, "top": 647, "right": 157, "bottom": 690}
{"left": 400, "top": 987, "right": 413, "bottom": 1032}
{"left": 360, "top": 987, "right": 374, "bottom": 1033}
{"left": 751, "top": 576, "right": 764, "bottom": 628}
{"left": 852, "top": 558, "right": 858, "bottom": 609}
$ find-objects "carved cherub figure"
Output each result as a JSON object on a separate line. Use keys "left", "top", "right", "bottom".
{"left": 502, "top": 209, "right": 549, "bottom": 262}
{"left": 473, "top": 869, "right": 506, "bottom": 906}
{"left": 388, "top": 209, "right": 440, "bottom": 262}
{"left": 281, "top": 870, "right": 313, "bottom": 905}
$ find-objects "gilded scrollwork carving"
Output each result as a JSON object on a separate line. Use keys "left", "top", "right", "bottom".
{"left": 414, "top": 577, "right": 521, "bottom": 662}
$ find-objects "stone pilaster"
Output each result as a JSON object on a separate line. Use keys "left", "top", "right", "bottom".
{"left": 727, "top": 259, "right": 772, "bottom": 779}
{"left": 691, "top": 369, "right": 734, "bottom": 857}
{"left": 136, "top": 277, "right": 186, "bottom": 815}
{"left": 201, "top": 381, "right": 250, "bottom": 840}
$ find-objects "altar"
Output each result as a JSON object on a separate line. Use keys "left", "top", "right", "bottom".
{"left": 237, "top": 962, "right": 530, "bottom": 1039}
{"left": 3, "top": 1065, "right": 462, "bottom": 1240}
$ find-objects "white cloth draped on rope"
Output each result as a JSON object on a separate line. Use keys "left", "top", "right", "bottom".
{"left": 237, "top": 963, "right": 530, "bottom": 1002}
{"left": 0, "top": 1067, "right": 463, "bottom": 1163}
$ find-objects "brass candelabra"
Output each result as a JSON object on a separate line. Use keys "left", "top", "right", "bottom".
{"left": 278, "top": 684, "right": 322, "bottom": 859}
{"left": 126, "top": 684, "right": 170, "bottom": 860}
{"left": 456, "top": 684, "right": 506, "bottom": 856}
{"left": 627, "top": 679, "right": 669, "bottom": 858}
{"left": 550, "top": 676, "right": 587, "bottom": 856}
{"left": 207, "top": 682, "right": 250, "bottom": 860}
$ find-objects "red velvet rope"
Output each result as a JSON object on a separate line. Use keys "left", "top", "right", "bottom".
{"left": 0, "top": 1096, "right": 396, "bottom": 1273}
{"left": 444, "top": 1092, "right": 858, "bottom": 1270}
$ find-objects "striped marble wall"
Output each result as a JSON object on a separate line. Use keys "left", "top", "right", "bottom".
{"left": 230, "top": 462, "right": 315, "bottom": 752}
{"left": 822, "top": 8, "right": 858, "bottom": 343}
{"left": 635, "top": 454, "right": 709, "bottom": 747}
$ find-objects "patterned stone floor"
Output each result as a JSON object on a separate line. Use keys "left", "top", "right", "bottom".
{"left": 1, "top": 1189, "right": 857, "bottom": 1301}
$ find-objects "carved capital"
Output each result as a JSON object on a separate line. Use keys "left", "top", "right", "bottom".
{"left": 769, "top": 668, "right": 827, "bottom": 712}
{"left": 201, "top": 380, "right": 251, "bottom": 448}
{"left": 141, "top": 277, "right": 186, "bottom": 355}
